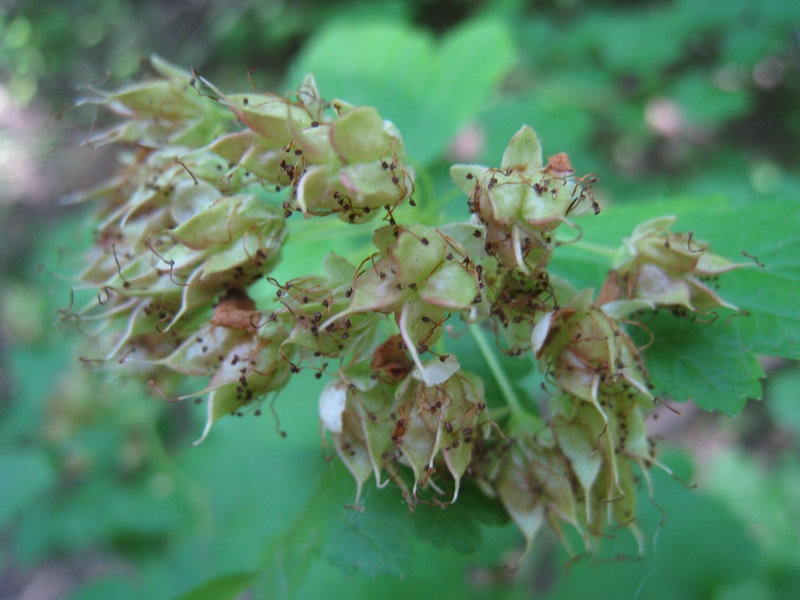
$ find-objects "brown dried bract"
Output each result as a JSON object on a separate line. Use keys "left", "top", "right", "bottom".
{"left": 545, "top": 152, "right": 574, "bottom": 175}
{"left": 391, "top": 417, "right": 408, "bottom": 443}
{"left": 210, "top": 290, "right": 258, "bottom": 331}
{"left": 371, "top": 334, "right": 413, "bottom": 381}
{"left": 597, "top": 269, "right": 623, "bottom": 306}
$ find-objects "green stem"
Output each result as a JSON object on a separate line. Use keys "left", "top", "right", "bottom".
{"left": 469, "top": 324, "right": 526, "bottom": 418}
{"left": 564, "top": 239, "right": 618, "bottom": 259}
{"left": 145, "top": 422, "right": 215, "bottom": 533}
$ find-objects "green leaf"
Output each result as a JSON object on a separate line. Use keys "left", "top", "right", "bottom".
{"left": 323, "top": 490, "right": 412, "bottom": 578}
{"left": 0, "top": 450, "right": 57, "bottom": 530}
{"left": 409, "top": 484, "right": 507, "bottom": 553}
{"left": 64, "top": 577, "right": 139, "bottom": 600}
{"left": 766, "top": 365, "right": 800, "bottom": 439}
{"left": 171, "top": 572, "right": 258, "bottom": 600}
{"left": 292, "top": 19, "right": 515, "bottom": 164}
{"left": 258, "top": 461, "right": 510, "bottom": 592}
{"left": 544, "top": 454, "right": 761, "bottom": 600}
{"left": 260, "top": 462, "right": 404, "bottom": 598}
{"left": 576, "top": 8, "right": 691, "bottom": 79}
{"left": 637, "top": 313, "right": 764, "bottom": 415}
{"left": 703, "top": 451, "right": 800, "bottom": 570}
{"left": 450, "top": 325, "right": 536, "bottom": 412}
{"left": 669, "top": 70, "right": 750, "bottom": 127}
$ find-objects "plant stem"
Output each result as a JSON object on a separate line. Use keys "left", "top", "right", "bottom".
{"left": 564, "top": 240, "right": 618, "bottom": 259}
{"left": 469, "top": 323, "right": 527, "bottom": 418}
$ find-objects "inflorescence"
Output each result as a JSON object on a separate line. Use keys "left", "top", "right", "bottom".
{"left": 68, "top": 57, "right": 748, "bottom": 556}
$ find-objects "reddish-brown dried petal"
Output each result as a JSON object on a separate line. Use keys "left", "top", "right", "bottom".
{"left": 210, "top": 291, "right": 258, "bottom": 331}
{"left": 597, "top": 269, "right": 622, "bottom": 306}
{"left": 371, "top": 334, "right": 414, "bottom": 381}
{"left": 546, "top": 152, "right": 574, "bottom": 174}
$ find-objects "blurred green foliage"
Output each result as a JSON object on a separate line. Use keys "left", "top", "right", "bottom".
{"left": 2, "top": 0, "right": 800, "bottom": 598}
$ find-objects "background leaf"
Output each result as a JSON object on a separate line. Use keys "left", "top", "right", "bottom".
{"left": 408, "top": 484, "right": 508, "bottom": 553}
{"left": 292, "top": 19, "right": 515, "bottom": 164}
{"left": 323, "top": 490, "right": 412, "bottom": 578}
{"left": 635, "top": 314, "right": 764, "bottom": 414}
{"left": 258, "top": 463, "right": 375, "bottom": 598}
{"left": 543, "top": 454, "right": 762, "bottom": 600}
{"left": 64, "top": 578, "right": 140, "bottom": 600}
{"left": 765, "top": 365, "right": 800, "bottom": 439}
{"left": 0, "top": 450, "right": 57, "bottom": 530}
{"left": 171, "top": 572, "right": 257, "bottom": 600}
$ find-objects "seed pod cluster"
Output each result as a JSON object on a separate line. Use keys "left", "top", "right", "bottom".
{"left": 73, "top": 57, "right": 414, "bottom": 415}
{"left": 323, "top": 222, "right": 484, "bottom": 384}
{"left": 451, "top": 126, "right": 599, "bottom": 275}
{"left": 447, "top": 126, "right": 732, "bottom": 555}
{"left": 445, "top": 129, "right": 652, "bottom": 551}
{"left": 71, "top": 58, "right": 746, "bottom": 559}
{"left": 509, "top": 290, "right": 657, "bottom": 550}
{"left": 320, "top": 358, "right": 488, "bottom": 503}
{"left": 599, "top": 215, "right": 750, "bottom": 315}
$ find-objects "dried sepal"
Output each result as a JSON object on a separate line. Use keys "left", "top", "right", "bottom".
{"left": 371, "top": 334, "right": 414, "bottom": 382}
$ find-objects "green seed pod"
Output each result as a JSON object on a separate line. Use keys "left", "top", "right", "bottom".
{"left": 390, "top": 225, "right": 446, "bottom": 286}
{"left": 483, "top": 267, "right": 560, "bottom": 354}
{"left": 205, "top": 131, "right": 286, "bottom": 184}
{"left": 386, "top": 360, "right": 487, "bottom": 501}
{"left": 339, "top": 160, "right": 413, "bottom": 215}
{"left": 320, "top": 378, "right": 397, "bottom": 501}
{"left": 320, "top": 380, "right": 376, "bottom": 502}
{"left": 551, "top": 396, "right": 605, "bottom": 498}
{"left": 319, "top": 356, "right": 489, "bottom": 504}
{"left": 391, "top": 376, "right": 443, "bottom": 497}
{"left": 494, "top": 435, "right": 579, "bottom": 553}
{"left": 451, "top": 126, "right": 597, "bottom": 274}
{"left": 320, "top": 224, "right": 482, "bottom": 384}
{"left": 297, "top": 160, "right": 413, "bottom": 223}
{"left": 277, "top": 264, "right": 383, "bottom": 361}
{"left": 436, "top": 369, "right": 486, "bottom": 501}
{"left": 293, "top": 105, "right": 414, "bottom": 223}
{"left": 532, "top": 290, "right": 653, "bottom": 411}
{"left": 157, "top": 316, "right": 253, "bottom": 377}
{"left": 82, "top": 57, "right": 229, "bottom": 148}
{"left": 607, "top": 215, "right": 750, "bottom": 313}
{"left": 225, "top": 93, "right": 311, "bottom": 145}
{"left": 195, "top": 320, "right": 292, "bottom": 444}
{"left": 330, "top": 106, "right": 391, "bottom": 163}
{"left": 84, "top": 297, "right": 185, "bottom": 364}
{"left": 90, "top": 193, "right": 284, "bottom": 331}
